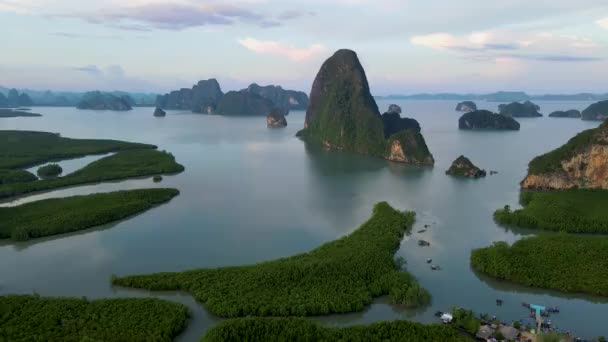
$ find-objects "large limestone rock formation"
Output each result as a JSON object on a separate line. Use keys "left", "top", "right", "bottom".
{"left": 246, "top": 83, "right": 308, "bottom": 115}
{"left": 522, "top": 121, "right": 608, "bottom": 189}
{"left": 459, "top": 110, "right": 520, "bottom": 130}
{"left": 581, "top": 100, "right": 608, "bottom": 121}
{"left": 297, "top": 49, "right": 433, "bottom": 165}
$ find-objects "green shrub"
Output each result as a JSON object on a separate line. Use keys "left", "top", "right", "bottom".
{"left": 37, "top": 163, "right": 62, "bottom": 178}
{"left": 113, "top": 202, "right": 430, "bottom": 318}
{"left": 451, "top": 307, "right": 480, "bottom": 335}
{"left": 202, "top": 317, "right": 471, "bottom": 342}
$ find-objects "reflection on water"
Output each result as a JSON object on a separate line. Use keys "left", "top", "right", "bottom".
{"left": 24, "top": 153, "right": 113, "bottom": 180}
{"left": 0, "top": 102, "right": 605, "bottom": 340}
{"left": 472, "top": 267, "right": 608, "bottom": 305}
{"left": 0, "top": 176, "right": 165, "bottom": 207}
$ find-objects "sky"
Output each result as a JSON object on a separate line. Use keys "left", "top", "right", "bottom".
{"left": 1, "top": 0, "right": 608, "bottom": 95}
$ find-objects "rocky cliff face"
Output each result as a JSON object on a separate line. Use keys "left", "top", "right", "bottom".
{"left": 0, "top": 93, "right": 7, "bottom": 107}
{"left": 77, "top": 91, "right": 132, "bottom": 111}
{"left": 267, "top": 109, "right": 287, "bottom": 128}
{"left": 381, "top": 104, "right": 421, "bottom": 138}
{"left": 522, "top": 121, "right": 608, "bottom": 189}
{"left": 246, "top": 83, "right": 308, "bottom": 115}
{"left": 386, "top": 130, "right": 434, "bottom": 165}
{"left": 215, "top": 91, "right": 276, "bottom": 116}
{"left": 298, "top": 49, "right": 434, "bottom": 165}
{"left": 4, "top": 89, "right": 33, "bottom": 108}
{"left": 156, "top": 79, "right": 223, "bottom": 113}
{"left": 153, "top": 107, "right": 166, "bottom": 117}
{"left": 446, "top": 155, "right": 486, "bottom": 178}
{"left": 582, "top": 100, "right": 608, "bottom": 121}
{"left": 300, "top": 49, "right": 386, "bottom": 155}
{"left": 455, "top": 101, "right": 477, "bottom": 113}
{"left": 191, "top": 79, "right": 224, "bottom": 113}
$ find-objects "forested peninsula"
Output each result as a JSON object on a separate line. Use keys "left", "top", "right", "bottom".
{"left": 112, "top": 202, "right": 430, "bottom": 317}
{"left": 202, "top": 317, "right": 471, "bottom": 342}
{"left": 0, "top": 189, "right": 179, "bottom": 241}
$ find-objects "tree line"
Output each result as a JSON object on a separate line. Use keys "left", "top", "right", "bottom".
{"left": 202, "top": 317, "right": 471, "bottom": 342}
{"left": 494, "top": 190, "right": 608, "bottom": 234}
{"left": 0, "top": 188, "right": 179, "bottom": 241}
{"left": 471, "top": 234, "right": 608, "bottom": 296}
{"left": 0, "top": 294, "right": 188, "bottom": 342}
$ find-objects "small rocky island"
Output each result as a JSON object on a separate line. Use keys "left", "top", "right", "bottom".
{"left": 522, "top": 120, "right": 608, "bottom": 189}
{"left": 548, "top": 109, "right": 581, "bottom": 118}
{"left": 297, "top": 49, "right": 434, "bottom": 165}
{"left": 77, "top": 91, "right": 133, "bottom": 111}
{"left": 581, "top": 100, "right": 608, "bottom": 121}
{"left": 156, "top": 79, "right": 308, "bottom": 116}
{"left": 446, "top": 156, "right": 487, "bottom": 178}
{"left": 153, "top": 107, "right": 166, "bottom": 117}
{"left": 381, "top": 104, "right": 421, "bottom": 137}
{"left": 0, "top": 108, "right": 42, "bottom": 118}
{"left": 459, "top": 110, "right": 520, "bottom": 130}
{"left": 498, "top": 101, "right": 542, "bottom": 117}
{"left": 455, "top": 101, "right": 477, "bottom": 113}
{"left": 267, "top": 108, "right": 287, "bottom": 128}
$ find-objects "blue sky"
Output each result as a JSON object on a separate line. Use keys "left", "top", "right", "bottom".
{"left": 1, "top": 0, "right": 608, "bottom": 95}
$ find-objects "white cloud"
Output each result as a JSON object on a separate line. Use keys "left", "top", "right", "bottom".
{"left": 409, "top": 31, "right": 519, "bottom": 51}
{"left": 597, "top": 17, "right": 608, "bottom": 29}
{"left": 410, "top": 30, "right": 599, "bottom": 55}
{"left": 238, "top": 37, "right": 325, "bottom": 61}
{"left": 0, "top": 0, "right": 43, "bottom": 14}
{"left": 410, "top": 33, "right": 461, "bottom": 49}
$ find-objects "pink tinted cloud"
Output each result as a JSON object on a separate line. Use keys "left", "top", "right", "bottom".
{"left": 238, "top": 37, "right": 325, "bottom": 61}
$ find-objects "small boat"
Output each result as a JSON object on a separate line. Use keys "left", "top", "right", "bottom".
{"left": 426, "top": 258, "right": 432, "bottom": 264}
{"left": 431, "top": 265, "right": 441, "bottom": 271}
{"left": 417, "top": 229, "right": 427, "bottom": 234}
{"left": 418, "top": 240, "right": 431, "bottom": 247}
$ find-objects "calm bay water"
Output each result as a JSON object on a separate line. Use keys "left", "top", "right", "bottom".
{"left": 0, "top": 101, "right": 605, "bottom": 340}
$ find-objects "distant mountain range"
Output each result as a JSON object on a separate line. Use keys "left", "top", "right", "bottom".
{"left": 375, "top": 91, "right": 608, "bottom": 102}
{"left": 0, "top": 86, "right": 158, "bottom": 107}
{"left": 3, "top": 86, "right": 608, "bottom": 107}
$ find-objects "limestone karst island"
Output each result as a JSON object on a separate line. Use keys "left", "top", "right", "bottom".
{"left": 2, "top": 1, "right": 608, "bottom": 341}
